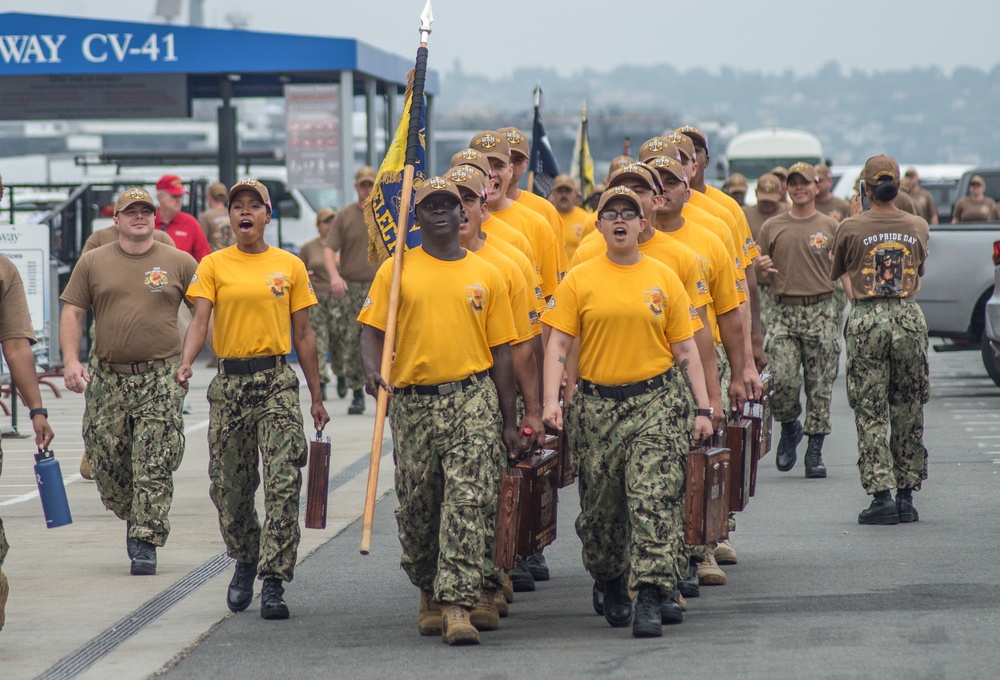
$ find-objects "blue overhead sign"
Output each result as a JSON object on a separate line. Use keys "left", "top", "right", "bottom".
{"left": 0, "top": 13, "right": 438, "bottom": 93}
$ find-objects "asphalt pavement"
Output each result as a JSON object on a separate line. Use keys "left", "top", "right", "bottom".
{"left": 3, "top": 348, "right": 1000, "bottom": 680}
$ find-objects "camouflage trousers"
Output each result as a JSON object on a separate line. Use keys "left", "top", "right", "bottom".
{"left": 567, "top": 370, "right": 693, "bottom": 595}
{"left": 758, "top": 284, "right": 775, "bottom": 336}
{"left": 327, "top": 281, "right": 371, "bottom": 391}
{"left": 390, "top": 377, "right": 502, "bottom": 608}
{"left": 83, "top": 361, "right": 186, "bottom": 546}
{"left": 765, "top": 297, "right": 840, "bottom": 435}
{"left": 845, "top": 300, "right": 929, "bottom": 494}
{"left": 308, "top": 296, "right": 337, "bottom": 385}
{"left": 716, "top": 342, "right": 731, "bottom": 414}
{"left": 0, "top": 439, "right": 7, "bottom": 567}
{"left": 207, "top": 362, "right": 308, "bottom": 582}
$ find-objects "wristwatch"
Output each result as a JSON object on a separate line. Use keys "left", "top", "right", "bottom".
{"left": 695, "top": 407, "right": 714, "bottom": 418}
{"left": 29, "top": 407, "right": 48, "bottom": 419}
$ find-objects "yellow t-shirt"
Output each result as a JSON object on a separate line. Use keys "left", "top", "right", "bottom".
{"left": 472, "top": 241, "right": 541, "bottom": 344}
{"left": 357, "top": 247, "right": 517, "bottom": 387}
{"left": 558, "top": 205, "right": 593, "bottom": 262}
{"left": 683, "top": 202, "right": 748, "bottom": 302}
{"left": 542, "top": 255, "right": 697, "bottom": 385}
{"left": 571, "top": 229, "right": 711, "bottom": 315}
{"left": 187, "top": 245, "right": 317, "bottom": 358}
{"left": 515, "top": 189, "right": 568, "bottom": 273}
{"left": 660, "top": 220, "right": 742, "bottom": 344}
{"left": 482, "top": 214, "right": 542, "bottom": 291}
{"left": 706, "top": 184, "right": 760, "bottom": 261}
{"left": 571, "top": 223, "right": 603, "bottom": 266}
{"left": 486, "top": 232, "right": 545, "bottom": 314}
{"left": 492, "top": 201, "right": 562, "bottom": 297}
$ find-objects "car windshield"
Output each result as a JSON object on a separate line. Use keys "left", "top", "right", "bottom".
{"left": 299, "top": 188, "right": 343, "bottom": 212}
{"left": 729, "top": 157, "right": 822, "bottom": 179}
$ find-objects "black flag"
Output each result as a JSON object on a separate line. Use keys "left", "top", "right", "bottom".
{"left": 529, "top": 84, "right": 560, "bottom": 197}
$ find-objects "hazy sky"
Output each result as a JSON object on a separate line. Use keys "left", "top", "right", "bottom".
{"left": 10, "top": 0, "right": 1000, "bottom": 78}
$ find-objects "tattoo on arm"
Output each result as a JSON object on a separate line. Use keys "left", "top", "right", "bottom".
{"left": 557, "top": 354, "right": 566, "bottom": 365}
{"left": 679, "top": 358, "right": 695, "bottom": 395}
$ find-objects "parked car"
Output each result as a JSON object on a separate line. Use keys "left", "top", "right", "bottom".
{"left": 982, "top": 240, "right": 1000, "bottom": 386}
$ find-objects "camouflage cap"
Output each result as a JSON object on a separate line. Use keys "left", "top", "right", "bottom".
{"left": 674, "top": 125, "right": 708, "bottom": 152}
{"left": 498, "top": 127, "right": 530, "bottom": 159}
{"left": 414, "top": 176, "right": 463, "bottom": 206}
{"left": 450, "top": 148, "right": 491, "bottom": 178}
{"left": 786, "top": 162, "right": 819, "bottom": 183}
{"left": 114, "top": 187, "right": 156, "bottom": 215}
{"left": 469, "top": 130, "right": 511, "bottom": 162}
{"left": 663, "top": 133, "right": 695, "bottom": 162}
{"left": 596, "top": 186, "right": 644, "bottom": 218}
{"left": 228, "top": 178, "right": 272, "bottom": 212}
{"left": 756, "top": 174, "right": 782, "bottom": 202}
{"left": 862, "top": 155, "right": 900, "bottom": 185}
{"left": 446, "top": 165, "right": 488, "bottom": 200}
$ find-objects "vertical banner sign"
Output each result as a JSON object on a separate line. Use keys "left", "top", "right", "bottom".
{"left": 0, "top": 223, "right": 51, "bottom": 368}
{"left": 284, "top": 84, "right": 342, "bottom": 190}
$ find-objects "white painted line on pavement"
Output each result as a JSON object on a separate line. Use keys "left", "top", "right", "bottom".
{"left": 0, "top": 472, "right": 82, "bottom": 506}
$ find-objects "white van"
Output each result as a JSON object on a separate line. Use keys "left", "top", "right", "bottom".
{"left": 724, "top": 128, "right": 823, "bottom": 205}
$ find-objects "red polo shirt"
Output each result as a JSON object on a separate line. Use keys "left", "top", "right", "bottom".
{"left": 156, "top": 210, "right": 212, "bottom": 262}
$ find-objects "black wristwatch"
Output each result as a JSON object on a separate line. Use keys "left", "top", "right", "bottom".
{"left": 29, "top": 407, "right": 48, "bottom": 419}
{"left": 695, "top": 407, "right": 714, "bottom": 418}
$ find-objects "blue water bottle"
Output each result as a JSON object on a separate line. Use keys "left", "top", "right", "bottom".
{"left": 34, "top": 448, "right": 73, "bottom": 528}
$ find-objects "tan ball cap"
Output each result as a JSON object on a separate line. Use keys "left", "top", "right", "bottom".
{"left": 756, "top": 174, "right": 782, "bottom": 202}
{"left": 596, "top": 186, "right": 644, "bottom": 218}
{"left": 114, "top": 187, "right": 156, "bottom": 215}
{"left": 498, "top": 127, "right": 530, "bottom": 159}
{"left": 863, "top": 155, "right": 900, "bottom": 185}
{"left": 414, "top": 176, "right": 463, "bottom": 206}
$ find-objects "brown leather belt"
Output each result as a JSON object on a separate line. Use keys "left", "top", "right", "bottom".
{"left": 775, "top": 292, "right": 833, "bottom": 306}
{"left": 578, "top": 369, "right": 674, "bottom": 401}
{"left": 396, "top": 370, "right": 489, "bottom": 397}
{"left": 853, "top": 297, "right": 911, "bottom": 305}
{"left": 102, "top": 354, "right": 180, "bottom": 374}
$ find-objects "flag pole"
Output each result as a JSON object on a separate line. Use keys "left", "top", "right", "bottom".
{"left": 360, "top": 0, "right": 433, "bottom": 555}
{"left": 526, "top": 83, "right": 541, "bottom": 194}
{"left": 579, "top": 100, "right": 587, "bottom": 198}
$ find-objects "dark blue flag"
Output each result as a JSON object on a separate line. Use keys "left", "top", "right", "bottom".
{"left": 529, "top": 85, "right": 560, "bottom": 197}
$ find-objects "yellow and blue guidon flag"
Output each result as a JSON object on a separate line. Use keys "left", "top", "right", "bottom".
{"left": 365, "top": 75, "right": 427, "bottom": 263}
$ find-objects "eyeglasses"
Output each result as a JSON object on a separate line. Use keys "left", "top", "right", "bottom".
{"left": 599, "top": 208, "right": 640, "bottom": 221}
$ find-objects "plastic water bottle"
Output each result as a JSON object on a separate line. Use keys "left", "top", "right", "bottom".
{"left": 34, "top": 448, "right": 73, "bottom": 528}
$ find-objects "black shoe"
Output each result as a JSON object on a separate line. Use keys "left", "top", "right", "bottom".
{"left": 126, "top": 521, "right": 140, "bottom": 560}
{"left": 660, "top": 589, "right": 684, "bottom": 625}
{"left": 896, "top": 490, "right": 920, "bottom": 523}
{"left": 776, "top": 420, "right": 803, "bottom": 472}
{"left": 632, "top": 585, "right": 663, "bottom": 638}
{"left": 592, "top": 579, "right": 605, "bottom": 616}
{"left": 261, "top": 578, "right": 290, "bottom": 620}
{"left": 511, "top": 557, "right": 536, "bottom": 592}
{"left": 858, "top": 492, "right": 900, "bottom": 525}
{"left": 602, "top": 573, "right": 632, "bottom": 628}
{"left": 525, "top": 551, "right": 550, "bottom": 581}
{"left": 320, "top": 383, "right": 328, "bottom": 401}
{"left": 347, "top": 389, "right": 366, "bottom": 415}
{"left": 804, "top": 434, "right": 827, "bottom": 479}
{"left": 227, "top": 561, "right": 257, "bottom": 612}
{"left": 130, "top": 540, "right": 156, "bottom": 576}
{"left": 336, "top": 376, "right": 348, "bottom": 399}
{"left": 677, "top": 557, "right": 700, "bottom": 598}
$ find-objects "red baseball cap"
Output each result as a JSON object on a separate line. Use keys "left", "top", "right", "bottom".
{"left": 156, "top": 174, "right": 189, "bottom": 196}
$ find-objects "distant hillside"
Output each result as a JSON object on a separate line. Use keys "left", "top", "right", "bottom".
{"left": 437, "top": 61, "right": 1000, "bottom": 170}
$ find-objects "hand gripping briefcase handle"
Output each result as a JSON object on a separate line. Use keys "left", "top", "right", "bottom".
{"left": 305, "top": 429, "right": 331, "bottom": 530}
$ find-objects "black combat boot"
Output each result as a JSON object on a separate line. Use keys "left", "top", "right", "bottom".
{"left": 776, "top": 420, "right": 803, "bottom": 472}
{"left": 261, "top": 578, "right": 290, "bottom": 620}
{"left": 126, "top": 521, "right": 140, "bottom": 560}
{"left": 511, "top": 557, "right": 536, "bottom": 592}
{"left": 347, "top": 389, "right": 366, "bottom": 415}
{"left": 130, "top": 540, "right": 157, "bottom": 576}
{"left": 896, "top": 488, "right": 920, "bottom": 523}
{"left": 227, "top": 561, "right": 257, "bottom": 612}
{"left": 858, "top": 490, "right": 900, "bottom": 525}
{"left": 659, "top": 589, "right": 683, "bottom": 625}
{"left": 592, "top": 579, "right": 605, "bottom": 616}
{"left": 676, "top": 555, "right": 700, "bottom": 598}
{"left": 804, "top": 434, "right": 827, "bottom": 479}
{"left": 601, "top": 573, "right": 632, "bottom": 628}
{"left": 525, "top": 550, "right": 550, "bottom": 581}
{"left": 632, "top": 585, "right": 663, "bottom": 638}
{"left": 336, "top": 375, "right": 348, "bottom": 399}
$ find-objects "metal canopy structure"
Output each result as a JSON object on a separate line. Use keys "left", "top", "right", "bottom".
{"left": 0, "top": 12, "right": 439, "bottom": 197}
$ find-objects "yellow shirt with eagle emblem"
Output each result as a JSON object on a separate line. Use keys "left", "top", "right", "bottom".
{"left": 358, "top": 246, "right": 517, "bottom": 387}
{"left": 186, "top": 245, "right": 317, "bottom": 358}
{"left": 471, "top": 240, "right": 541, "bottom": 344}
{"left": 756, "top": 211, "right": 839, "bottom": 297}
{"left": 542, "top": 255, "right": 697, "bottom": 385}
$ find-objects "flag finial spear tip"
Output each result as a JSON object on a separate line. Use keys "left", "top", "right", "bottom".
{"left": 420, "top": 0, "right": 434, "bottom": 38}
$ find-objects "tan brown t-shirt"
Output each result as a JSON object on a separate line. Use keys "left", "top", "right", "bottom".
{"left": 198, "top": 206, "right": 233, "bottom": 250}
{"left": 894, "top": 191, "right": 918, "bottom": 215}
{"left": 831, "top": 210, "right": 928, "bottom": 299}
{"left": 757, "top": 211, "right": 839, "bottom": 297}
{"left": 743, "top": 203, "right": 788, "bottom": 240}
{"left": 83, "top": 226, "right": 175, "bottom": 253}
{"left": 904, "top": 187, "right": 938, "bottom": 223}
{"left": 953, "top": 195, "right": 997, "bottom": 223}
{"left": 814, "top": 195, "right": 851, "bottom": 222}
{"left": 298, "top": 237, "right": 331, "bottom": 299}
{"left": 0, "top": 255, "right": 35, "bottom": 343}
{"left": 325, "top": 203, "right": 379, "bottom": 282}
{"left": 61, "top": 242, "right": 198, "bottom": 362}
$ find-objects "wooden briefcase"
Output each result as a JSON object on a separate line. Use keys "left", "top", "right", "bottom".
{"left": 726, "top": 417, "right": 755, "bottom": 512}
{"left": 493, "top": 466, "right": 522, "bottom": 570}
{"left": 304, "top": 430, "right": 331, "bottom": 529}
{"left": 684, "top": 445, "right": 730, "bottom": 545}
{"left": 744, "top": 372, "right": 774, "bottom": 498}
{"left": 545, "top": 429, "right": 575, "bottom": 489}
{"left": 515, "top": 447, "right": 559, "bottom": 556}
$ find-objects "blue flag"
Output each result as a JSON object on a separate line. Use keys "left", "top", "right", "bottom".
{"left": 529, "top": 86, "right": 560, "bottom": 198}
{"left": 364, "top": 79, "right": 427, "bottom": 262}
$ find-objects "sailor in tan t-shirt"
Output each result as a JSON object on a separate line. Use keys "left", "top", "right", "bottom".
{"left": 744, "top": 174, "right": 788, "bottom": 331}
{"left": 60, "top": 187, "right": 198, "bottom": 578}
{"left": 299, "top": 206, "right": 337, "bottom": 400}
{"left": 757, "top": 163, "right": 840, "bottom": 480}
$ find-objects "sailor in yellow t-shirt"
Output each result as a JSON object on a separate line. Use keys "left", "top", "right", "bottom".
{"left": 176, "top": 179, "right": 329, "bottom": 620}
{"left": 357, "top": 176, "right": 521, "bottom": 647}
{"left": 548, "top": 173, "right": 593, "bottom": 261}
{"left": 542, "top": 186, "right": 713, "bottom": 639}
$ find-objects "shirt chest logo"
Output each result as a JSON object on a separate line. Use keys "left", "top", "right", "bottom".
{"left": 645, "top": 286, "right": 665, "bottom": 317}
{"left": 466, "top": 283, "right": 486, "bottom": 312}
{"left": 809, "top": 231, "right": 830, "bottom": 254}
{"left": 144, "top": 267, "right": 169, "bottom": 292}
{"left": 266, "top": 272, "right": 289, "bottom": 297}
